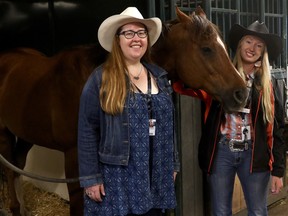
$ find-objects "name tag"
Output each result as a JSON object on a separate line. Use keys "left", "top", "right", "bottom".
{"left": 149, "top": 119, "right": 156, "bottom": 136}
{"left": 242, "top": 126, "right": 251, "bottom": 141}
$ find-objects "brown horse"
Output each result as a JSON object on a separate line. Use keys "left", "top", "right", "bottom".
{"left": 0, "top": 7, "right": 246, "bottom": 215}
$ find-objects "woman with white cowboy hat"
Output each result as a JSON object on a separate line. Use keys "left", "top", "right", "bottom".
{"left": 77, "top": 7, "right": 179, "bottom": 216}
{"left": 204, "top": 21, "right": 285, "bottom": 215}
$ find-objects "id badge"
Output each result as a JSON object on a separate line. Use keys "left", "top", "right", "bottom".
{"left": 241, "top": 126, "right": 251, "bottom": 141}
{"left": 149, "top": 119, "right": 156, "bottom": 136}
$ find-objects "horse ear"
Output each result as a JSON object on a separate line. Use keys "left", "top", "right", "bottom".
{"left": 175, "top": 6, "right": 191, "bottom": 23}
{"left": 189, "top": 11, "right": 195, "bottom": 18}
{"left": 195, "top": 5, "right": 207, "bottom": 19}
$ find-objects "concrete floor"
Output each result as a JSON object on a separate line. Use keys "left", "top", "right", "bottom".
{"left": 268, "top": 195, "right": 288, "bottom": 216}
{"left": 234, "top": 189, "right": 288, "bottom": 216}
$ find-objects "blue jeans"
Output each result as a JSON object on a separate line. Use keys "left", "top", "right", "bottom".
{"left": 208, "top": 140, "right": 270, "bottom": 216}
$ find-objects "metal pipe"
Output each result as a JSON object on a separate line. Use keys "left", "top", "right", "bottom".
{"left": 0, "top": 154, "right": 94, "bottom": 183}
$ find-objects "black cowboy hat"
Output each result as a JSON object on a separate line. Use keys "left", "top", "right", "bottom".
{"left": 228, "top": 20, "right": 282, "bottom": 61}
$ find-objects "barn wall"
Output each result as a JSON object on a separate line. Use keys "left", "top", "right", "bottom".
{"left": 174, "top": 94, "right": 204, "bottom": 216}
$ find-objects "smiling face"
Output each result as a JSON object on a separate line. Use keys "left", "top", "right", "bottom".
{"left": 118, "top": 22, "right": 148, "bottom": 64}
{"left": 239, "top": 35, "right": 265, "bottom": 65}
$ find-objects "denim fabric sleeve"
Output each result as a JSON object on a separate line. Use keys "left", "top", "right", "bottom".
{"left": 173, "top": 94, "right": 180, "bottom": 173}
{"left": 77, "top": 70, "right": 103, "bottom": 187}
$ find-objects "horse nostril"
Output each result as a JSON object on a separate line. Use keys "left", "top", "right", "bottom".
{"left": 233, "top": 89, "right": 247, "bottom": 105}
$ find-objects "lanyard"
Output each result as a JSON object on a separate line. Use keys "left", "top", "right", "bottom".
{"left": 131, "top": 72, "right": 154, "bottom": 181}
{"left": 240, "top": 74, "right": 254, "bottom": 141}
{"left": 146, "top": 72, "right": 152, "bottom": 118}
{"left": 132, "top": 71, "right": 152, "bottom": 118}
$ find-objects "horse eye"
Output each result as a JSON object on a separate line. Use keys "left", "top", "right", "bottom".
{"left": 201, "top": 47, "right": 212, "bottom": 53}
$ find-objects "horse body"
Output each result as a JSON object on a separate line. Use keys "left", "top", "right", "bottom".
{"left": 0, "top": 7, "right": 247, "bottom": 216}
{"left": 1, "top": 48, "right": 85, "bottom": 148}
{"left": 0, "top": 47, "right": 101, "bottom": 215}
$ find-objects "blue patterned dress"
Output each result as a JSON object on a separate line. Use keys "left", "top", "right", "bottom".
{"left": 84, "top": 90, "right": 176, "bottom": 216}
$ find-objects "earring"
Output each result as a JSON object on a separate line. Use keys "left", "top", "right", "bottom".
{"left": 254, "top": 60, "right": 261, "bottom": 67}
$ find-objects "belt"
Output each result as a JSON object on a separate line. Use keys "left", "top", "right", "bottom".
{"left": 229, "top": 139, "right": 251, "bottom": 152}
{"left": 220, "top": 137, "right": 252, "bottom": 152}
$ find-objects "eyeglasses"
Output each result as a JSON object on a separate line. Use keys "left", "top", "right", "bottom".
{"left": 118, "top": 30, "right": 148, "bottom": 39}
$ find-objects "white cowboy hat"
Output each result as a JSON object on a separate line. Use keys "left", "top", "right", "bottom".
{"left": 98, "top": 7, "right": 162, "bottom": 52}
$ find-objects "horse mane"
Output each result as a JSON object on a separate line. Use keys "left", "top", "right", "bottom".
{"left": 189, "top": 15, "right": 220, "bottom": 41}
{"left": 162, "top": 13, "right": 222, "bottom": 43}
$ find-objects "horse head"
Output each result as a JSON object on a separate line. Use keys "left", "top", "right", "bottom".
{"left": 152, "top": 7, "right": 248, "bottom": 112}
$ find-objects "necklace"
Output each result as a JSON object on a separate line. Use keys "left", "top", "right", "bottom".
{"left": 131, "top": 64, "right": 143, "bottom": 80}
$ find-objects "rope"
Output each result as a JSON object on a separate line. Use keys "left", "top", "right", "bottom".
{"left": 0, "top": 154, "right": 94, "bottom": 183}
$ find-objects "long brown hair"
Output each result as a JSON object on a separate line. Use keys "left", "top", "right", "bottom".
{"left": 100, "top": 29, "right": 152, "bottom": 115}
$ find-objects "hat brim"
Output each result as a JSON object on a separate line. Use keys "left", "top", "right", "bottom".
{"left": 228, "top": 24, "right": 282, "bottom": 61}
{"left": 98, "top": 14, "right": 162, "bottom": 52}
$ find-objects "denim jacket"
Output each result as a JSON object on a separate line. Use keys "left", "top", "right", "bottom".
{"left": 78, "top": 62, "right": 180, "bottom": 188}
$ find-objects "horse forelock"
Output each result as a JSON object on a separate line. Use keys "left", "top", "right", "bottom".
{"left": 188, "top": 15, "right": 219, "bottom": 42}
{"left": 157, "top": 15, "right": 220, "bottom": 53}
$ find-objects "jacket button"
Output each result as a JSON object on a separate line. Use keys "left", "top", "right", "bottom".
{"left": 121, "top": 160, "right": 127, "bottom": 164}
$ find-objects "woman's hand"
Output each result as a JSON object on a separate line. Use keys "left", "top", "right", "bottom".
{"left": 85, "top": 184, "right": 106, "bottom": 202}
{"left": 271, "top": 176, "right": 283, "bottom": 194}
{"left": 173, "top": 172, "right": 177, "bottom": 182}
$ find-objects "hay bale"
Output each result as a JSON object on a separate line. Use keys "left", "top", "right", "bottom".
{"left": 1, "top": 180, "right": 70, "bottom": 216}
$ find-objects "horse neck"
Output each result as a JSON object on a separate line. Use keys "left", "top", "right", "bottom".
{"left": 151, "top": 32, "right": 177, "bottom": 81}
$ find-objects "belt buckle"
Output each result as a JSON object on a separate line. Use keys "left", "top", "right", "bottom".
{"left": 228, "top": 139, "right": 244, "bottom": 152}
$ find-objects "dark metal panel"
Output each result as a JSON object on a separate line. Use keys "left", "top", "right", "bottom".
{"left": 52, "top": 0, "right": 148, "bottom": 54}
{"left": 0, "top": 0, "right": 150, "bottom": 55}
{"left": 0, "top": 1, "right": 52, "bottom": 54}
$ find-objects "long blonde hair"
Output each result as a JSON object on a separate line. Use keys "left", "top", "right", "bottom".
{"left": 233, "top": 37, "right": 273, "bottom": 123}
{"left": 100, "top": 33, "right": 152, "bottom": 115}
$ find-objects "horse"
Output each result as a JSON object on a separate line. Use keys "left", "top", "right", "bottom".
{"left": 0, "top": 7, "right": 247, "bottom": 215}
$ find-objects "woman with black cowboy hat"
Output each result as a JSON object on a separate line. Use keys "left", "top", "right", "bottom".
{"left": 173, "top": 21, "right": 285, "bottom": 215}
{"left": 207, "top": 21, "right": 285, "bottom": 216}
{"left": 77, "top": 7, "right": 179, "bottom": 216}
